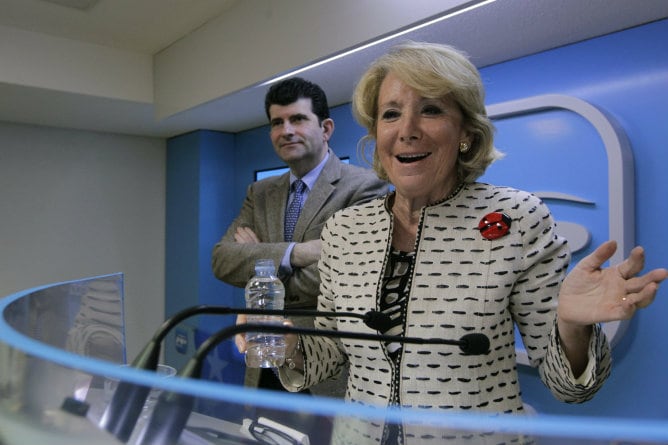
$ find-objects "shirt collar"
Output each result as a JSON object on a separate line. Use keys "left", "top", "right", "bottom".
{"left": 290, "top": 151, "right": 329, "bottom": 191}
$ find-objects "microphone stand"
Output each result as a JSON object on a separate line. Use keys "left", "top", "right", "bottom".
{"left": 136, "top": 323, "right": 489, "bottom": 445}
{"left": 130, "top": 305, "right": 382, "bottom": 372}
{"left": 99, "top": 305, "right": 389, "bottom": 443}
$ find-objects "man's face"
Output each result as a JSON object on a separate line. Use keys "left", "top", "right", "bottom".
{"left": 268, "top": 98, "right": 333, "bottom": 176}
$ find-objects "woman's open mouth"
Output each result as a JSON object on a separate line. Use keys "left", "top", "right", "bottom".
{"left": 396, "top": 153, "right": 431, "bottom": 164}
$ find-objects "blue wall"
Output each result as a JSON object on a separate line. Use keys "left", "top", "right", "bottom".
{"left": 166, "top": 19, "right": 668, "bottom": 419}
{"left": 165, "top": 130, "right": 243, "bottom": 383}
{"left": 478, "top": 19, "right": 668, "bottom": 419}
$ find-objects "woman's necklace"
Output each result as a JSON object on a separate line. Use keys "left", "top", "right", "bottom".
{"left": 429, "top": 181, "right": 465, "bottom": 206}
{"left": 391, "top": 182, "right": 464, "bottom": 252}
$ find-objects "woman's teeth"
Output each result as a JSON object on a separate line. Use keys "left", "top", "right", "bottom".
{"left": 397, "top": 153, "right": 430, "bottom": 163}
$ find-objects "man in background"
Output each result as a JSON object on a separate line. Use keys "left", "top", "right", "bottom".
{"left": 211, "top": 77, "right": 388, "bottom": 397}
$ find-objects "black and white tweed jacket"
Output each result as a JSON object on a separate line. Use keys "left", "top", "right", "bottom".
{"left": 281, "top": 182, "right": 611, "bottom": 441}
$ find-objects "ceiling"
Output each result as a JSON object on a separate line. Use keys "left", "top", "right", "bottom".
{"left": 1, "top": 0, "right": 667, "bottom": 137}
{"left": 0, "top": 0, "right": 239, "bottom": 54}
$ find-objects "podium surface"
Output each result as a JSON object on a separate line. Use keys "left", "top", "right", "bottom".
{"left": 2, "top": 274, "right": 667, "bottom": 444}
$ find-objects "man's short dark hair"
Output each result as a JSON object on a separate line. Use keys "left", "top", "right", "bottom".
{"left": 264, "top": 77, "right": 330, "bottom": 123}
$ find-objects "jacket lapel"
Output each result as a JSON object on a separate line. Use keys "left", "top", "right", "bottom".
{"left": 266, "top": 173, "right": 290, "bottom": 242}
{"left": 292, "top": 154, "right": 341, "bottom": 241}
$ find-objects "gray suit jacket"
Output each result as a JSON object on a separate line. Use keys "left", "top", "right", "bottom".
{"left": 212, "top": 152, "right": 388, "bottom": 308}
{"left": 211, "top": 152, "right": 388, "bottom": 396}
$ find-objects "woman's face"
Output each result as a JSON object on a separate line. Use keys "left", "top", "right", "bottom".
{"left": 375, "top": 72, "right": 469, "bottom": 204}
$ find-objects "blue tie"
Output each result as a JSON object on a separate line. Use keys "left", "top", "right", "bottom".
{"left": 284, "top": 179, "right": 306, "bottom": 242}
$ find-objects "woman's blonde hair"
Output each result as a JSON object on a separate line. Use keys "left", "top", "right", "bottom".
{"left": 353, "top": 41, "right": 502, "bottom": 182}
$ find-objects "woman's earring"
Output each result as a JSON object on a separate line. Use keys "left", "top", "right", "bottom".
{"left": 459, "top": 141, "right": 470, "bottom": 153}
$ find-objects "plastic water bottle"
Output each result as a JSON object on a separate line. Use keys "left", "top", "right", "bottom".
{"left": 244, "top": 259, "right": 286, "bottom": 368}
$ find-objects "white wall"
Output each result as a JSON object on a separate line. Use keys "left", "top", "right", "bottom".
{"left": 0, "top": 121, "right": 165, "bottom": 359}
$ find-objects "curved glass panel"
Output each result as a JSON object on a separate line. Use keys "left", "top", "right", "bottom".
{"left": 2, "top": 275, "right": 667, "bottom": 444}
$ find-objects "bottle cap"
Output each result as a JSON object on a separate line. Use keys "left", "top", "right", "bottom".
{"left": 255, "top": 259, "right": 276, "bottom": 274}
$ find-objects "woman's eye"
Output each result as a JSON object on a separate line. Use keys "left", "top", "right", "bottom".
{"left": 380, "top": 110, "right": 400, "bottom": 120}
{"left": 422, "top": 105, "right": 443, "bottom": 115}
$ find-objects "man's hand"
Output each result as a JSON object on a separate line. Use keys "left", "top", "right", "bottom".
{"left": 290, "top": 239, "right": 322, "bottom": 268}
{"left": 234, "top": 226, "right": 260, "bottom": 244}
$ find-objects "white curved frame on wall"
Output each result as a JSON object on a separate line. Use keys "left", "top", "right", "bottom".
{"left": 486, "top": 94, "right": 635, "bottom": 365}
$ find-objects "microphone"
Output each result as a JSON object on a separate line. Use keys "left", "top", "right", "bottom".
{"left": 130, "top": 305, "right": 391, "bottom": 372}
{"left": 99, "top": 305, "right": 391, "bottom": 443}
{"left": 136, "top": 323, "right": 490, "bottom": 445}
